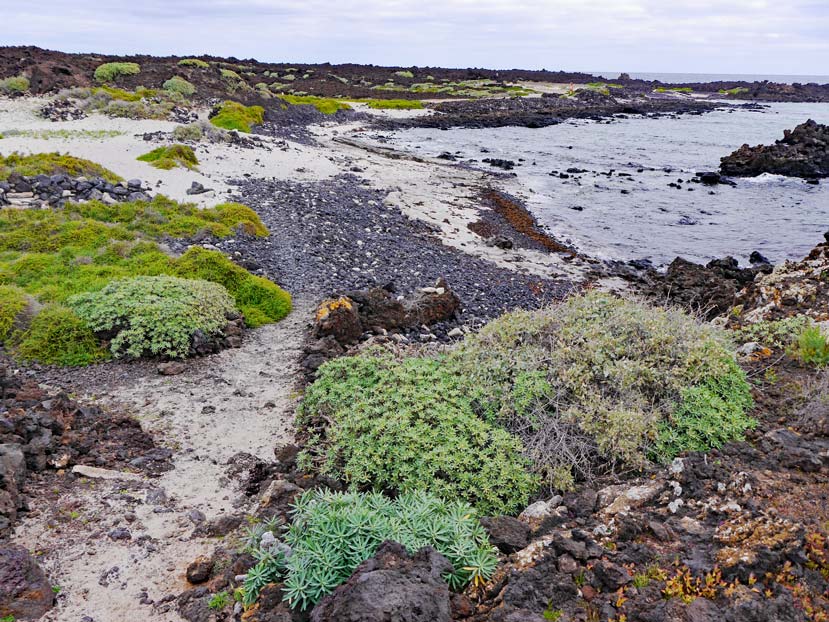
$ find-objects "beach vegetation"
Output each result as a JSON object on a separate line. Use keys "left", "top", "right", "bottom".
{"left": 209, "top": 101, "right": 264, "bottom": 132}
{"left": 0, "top": 285, "right": 29, "bottom": 342}
{"left": 93, "top": 62, "right": 141, "bottom": 83}
{"left": 0, "top": 75, "right": 30, "bottom": 94}
{"left": 450, "top": 292, "right": 754, "bottom": 490}
{"left": 360, "top": 98, "right": 424, "bottom": 110}
{"left": 69, "top": 275, "right": 236, "bottom": 359}
{"left": 137, "top": 144, "right": 199, "bottom": 170}
{"left": 241, "top": 490, "right": 498, "bottom": 610}
{"left": 278, "top": 94, "right": 351, "bottom": 114}
{"left": 394, "top": 70, "right": 415, "bottom": 78}
{"left": 162, "top": 75, "right": 196, "bottom": 96}
{"left": 0, "top": 152, "right": 122, "bottom": 183}
{"left": 655, "top": 86, "right": 693, "bottom": 93}
{"left": 0, "top": 190, "right": 288, "bottom": 364}
{"left": 718, "top": 87, "right": 750, "bottom": 96}
{"left": 793, "top": 325, "right": 829, "bottom": 367}
{"left": 178, "top": 58, "right": 210, "bottom": 69}
{"left": 297, "top": 350, "right": 538, "bottom": 515}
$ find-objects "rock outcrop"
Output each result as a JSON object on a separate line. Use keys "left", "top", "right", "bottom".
{"left": 720, "top": 119, "right": 829, "bottom": 179}
{"left": 310, "top": 541, "right": 453, "bottom": 622}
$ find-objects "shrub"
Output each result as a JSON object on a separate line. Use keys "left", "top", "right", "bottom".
{"left": 69, "top": 275, "right": 236, "bottom": 359}
{"left": 94, "top": 62, "right": 141, "bottom": 83}
{"left": 450, "top": 292, "right": 754, "bottom": 490}
{"left": 0, "top": 285, "right": 28, "bottom": 342}
{"left": 297, "top": 352, "right": 538, "bottom": 514}
{"left": 137, "top": 144, "right": 199, "bottom": 170}
{"left": 162, "top": 75, "right": 195, "bottom": 96}
{"left": 362, "top": 99, "right": 424, "bottom": 110}
{"left": 793, "top": 325, "right": 829, "bottom": 367}
{"left": 178, "top": 58, "right": 210, "bottom": 69}
{"left": 394, "top": 70, "right": 415, "bottom": 79}
{"left": 15, "top": 305, "right": 107, "bottom": 366}
{"left": 241, "top": 490, "right": 498, "bottom": 610}
{"left": 278, "top": 95, "right": 351, "bottom": 115}
{"left": 172, "top": 124, "right": 203, "bottom": 142}
{"left": 209, "top": 101, "right": 264, "bottom": 133}
{"left": 734, "top": 315, "right": 811, "bottom": 349}
{"left": 0, "top": 152, "right": 122, "bottom": 183}
{"left": 0, "top": 75, "right": 30, "bottom": 94}
{"left": 214, "top": 202, "right": 269, "bottom": 236}
{"left": 172, "top": 247, "right": 291, "bottom": 327}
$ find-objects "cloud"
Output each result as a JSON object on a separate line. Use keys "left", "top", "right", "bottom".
{"left": 3, "top": 0, "right": 828, "bottom": 75}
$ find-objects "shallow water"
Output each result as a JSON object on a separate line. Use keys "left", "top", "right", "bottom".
{"left": 388, "top": 103, "right": 829, "bottom": 266}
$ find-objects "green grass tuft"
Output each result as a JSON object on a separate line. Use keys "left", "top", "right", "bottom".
{"left": 162, "top": 75, "right": 196, "bottom": 96}
{"left": 0, "top": 284, "right": 28, "bottom": 342}
{"left": 0, "top": 152, "right": 122, "bottom": 183}
{"left": 137, "top": 144, "right": 199, "bottom": 170}
{"left": 15, "top": 304, "right": 108, "bottom": 366}
{"left": 0, "top": 75, "right": 30, "bottom": 94}
{"left": 209, "top": 101, "right": 264, "bottom": 133}
{"left": 178, "top": 58, "right": 210, "bottom": 69}
{"left": 360, "top": 99, "right": 424, "bottom": 110}
{"left": 94, "top": 62, "right": 141, "bottom": 84}
{"left": 278, "top": 95, "right": 352, "bottom": 114}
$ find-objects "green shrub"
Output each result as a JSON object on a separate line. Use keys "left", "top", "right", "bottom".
{"left": 0, "top": 285, "right": 28, "bottom": 341}
{"left": 0, "top": 198, "right": 288, "bottom": 364}
{"left": 361, "top": 99, "right": 424, "bottom": 110}
{"left": 450, "top": 292, "right": 754, "bottom": 490}
{"left": 94, "top": 62, "right": 141, "bottom": 83}
{"left": 278, "top": 95, "right": 351, "bottom": 115}
{"left": 69, "top": 275, "right": 236, "bottom": 359}
{"left": 178, "top": 58, "right": 210, "bottom": 69}
{"left": 162, "top": 75, "right": 195, "bottom": 96}
{"left": 0, "top": 152, "right": 122, "bottom": 183}
{"left": 15, "top": 305, "right": 107, "bottom": 366}
{"left": 172, "top": 247, "right": 291, "bottom": 327}
{"left": 241, "top": 490, "right": 498, "bottom": 610}
{"left": 734, "top": 315, "right": 811, "bottom": 348}
{"left": 298, "top": 352, "right": 538, "bottom": 514}
{"left": 793, "top": 325, "right": 829, "bottom": 367}
{"left": 0, "top": 75, "right": 30, "bottom": 94}
{"left": 209, "top": 101, "right": 264, "bottom": 133}
{"left": 394, "top": 70, "right": 415, "bottom": 79}
{"left": 137, "top": 144, "right": 199, "bottom": 170}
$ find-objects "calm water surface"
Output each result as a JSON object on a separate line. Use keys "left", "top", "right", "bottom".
{"left": 388, "top": 103, "right": 829, "bottom": 266}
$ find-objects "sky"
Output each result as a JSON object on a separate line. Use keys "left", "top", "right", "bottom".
{"left": 2, "top": 0, "right": 828, "bottom": 76}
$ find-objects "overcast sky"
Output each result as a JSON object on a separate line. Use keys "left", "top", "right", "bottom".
{"left": 3, "top": 0, "right": 828, "bottom": 76}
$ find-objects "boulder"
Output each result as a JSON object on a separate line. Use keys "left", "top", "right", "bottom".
{"left": 404, "top": 278, "right": 460, "bottom": 326}
{"left": 0, "top": 545, "right": 54, "bottom": 620}
{"left": 313, "top": 297, "right": 363, "bottom": 345}
{"left": 721, "top": 119, "right": 829, "bottom": 179}
{"left": 480, "top": 516, "right": 530, "bottom": 554}
{"left": 310, "top": 541, "right": 452, "bottom": 622}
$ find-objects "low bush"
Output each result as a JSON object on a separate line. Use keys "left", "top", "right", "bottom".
{"left": 137, "top": 144, "right": 199, "bottom": 170}
{"left": 172, "top": 124, "right": 204, "bottom": 142}
{"left": 209, "top": 101, "right": 264, "bottom": 133}
{"left": 394, "top": 70, "right": 415, "bottom": 79}
{"left": 734, "top": 315, "right": 811, "bottom": 349}
{"left": 241, "top": 490, "right": 498, "bottom": 610}
{"left": 14, "top": 304, "right": 107, "bottom": 366}
{"left": 793, "top": 325, "right": 829, "bottom": 367}
{"left": 278, "top": 95, "right": 351, "bottom": 114}
{"left": 173, "top": 247, "right": 291, "bottom": 326}
{"left": 69, "top": 275, "right": 236, "bottom": 359}
{"left": 0, "top": 75, "right": 30, "bottom": 94}
{"left": 297, "top": 351, "right": 538, "bottom": 515}
{"left": 0, "top": 193, "right": 289, "bottom": 364}
{"left": 0, "top": 285, "right": 28, "bottom": 341}
{"left": 162, "top": 75, "right": 196, "bottom": 96}
{"left": 178, "top": 58, "right": 210, "bottom": 69}
{"left": 0, "top": 152, "right": 122, "bottom": 183}
{"left": 58, "top": 86, "right": 183, "bottom": 120}
{"left": 94, "top": 62, "right": 141, "bottom": 83}
{"left": 450, "top": 292, "right": 754, "bottom": 490}
{"left": 361, "top": 98, "right": 424, "bottom": 110}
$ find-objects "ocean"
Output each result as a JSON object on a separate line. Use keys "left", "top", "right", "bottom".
{"left": 593, "top": 72, "right": 829, "bottom": 85}
{"left": 387, "top": 102, "right": 829, "bottom": 267}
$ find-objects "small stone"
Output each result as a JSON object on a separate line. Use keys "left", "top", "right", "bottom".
{"left": 186, "top": 555, "right": 214, "bottom": 584}
{"left": 108, "top": 527, "right": 131, "bottom": 541}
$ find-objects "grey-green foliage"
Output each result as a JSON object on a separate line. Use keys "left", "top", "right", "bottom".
{"left": 242, "top": 490, "right": 498, "bottom": 611}
{"left": 68, "top": 275, "right": 236, "bottom": 359}
{"left": 450, "top": 292, "right": 754, "bottom": 490}
{"left": 162, "top": 75, "right": 196, "bottom": 96}
{"left": 0, "top": 75, "right": 30, "bottom": 94}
